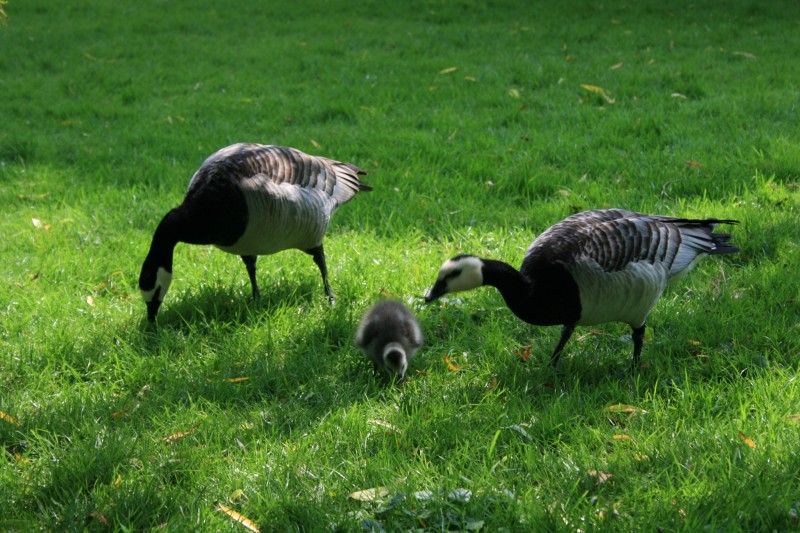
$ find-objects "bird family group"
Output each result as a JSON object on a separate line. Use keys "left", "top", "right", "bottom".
{"left": 139, "top": 143, "right": 739, "bottom": 378}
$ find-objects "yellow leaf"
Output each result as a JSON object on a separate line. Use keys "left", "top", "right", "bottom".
{"left": 606, "top": 404, "right": 648, "bottom": 415}
{"left": 444, "top": 353, "right": 462, "bottom": 371}
{"left": 464, "top": 76, "right": 477, "bottom": 82}
{"left": 368, "top": 419, "right": 399, "bottom": 432}
{"left": 684, "top": 161, "right": 703, "bottom": 169}
{"left": 224, "top": 377, "right": 250, "bottom": 383}
{"left": 738, "top": 431, "right": 757, "bottom": 449}
{"left": 610, "top": 61, "right": 624, "bottom": 70}
{"left": 613, "top": 434, "right": 638, "bottom": 445}
{"left": 163, "top": 424, "right": 199, "bottom": 443}
{"left": 785, "top": 413, "right": 800, "bottom": 421}
{"left": 732, "top": 50, "right": 756, "bottom": 59}
{"left": 0, "top": 411, "right": 21, "bottom": 425}
{"left": 114, "top": 475, "right": 122, "bottom": 489}
{"left": 228, "top": 489, "right": 249, "bottom": 504}
{"left": 349, "top": 487, "right": 389, "bottom": 501}
{"left": 587, "top": 470, "right": 614, "bottom": 484}
{"left": 580, "top": 84, "right": 606, "bottom": 94}
{"left": 86, "top": 295, "right": 96, "bottom": 307}
{"left": 310, "top": 139, "right": 321, "bottom": 149}
{"left": 215, "top": 503, "right": 260, "bottom": 533}
{"left": 439, "top": 66, "right": 457, "bottom": 74}
{"left": 508, "top": 87, "right": 521, "bottom": 99}
{"left": 32, "top": 218, "right": 51, "bottom": 231}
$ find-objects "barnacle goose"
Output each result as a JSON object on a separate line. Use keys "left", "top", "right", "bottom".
{"left": 139, "top": 143, "right": 371, "bottom": 321}
{"left": 425, "top": 209, "right": 739, "bottom": 367}
{"left": 355, "top": 300, "right": 423, "bottom": 380}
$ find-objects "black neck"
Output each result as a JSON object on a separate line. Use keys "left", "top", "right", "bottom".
{"left": 480, "top": 259, "right": 579, "bottom": 327}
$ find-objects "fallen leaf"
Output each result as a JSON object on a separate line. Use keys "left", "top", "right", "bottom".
{"left": 32, "top": 218, "right": 51, "bottom": 231}
{"left": 464, "top": 76, "right": 477, "bottom": 82}
{"left": 368, "top": 419, "right": 399, "bottom": 432}
{"left": 671, "top": 92, "right": 688, "bottom": 99}
{"left": 0, "top": 411, "right": 21, "bottom": 425}
{"left": 580, "top": 84, "right": 616, "bottom": 104}
{"left": 784, "top": 413, "right": 800, "bottom": 421}
{"left": 111, "top": 408, "right": 130, "bottom": 418}
{"left": 732, "top": 50, "right": 756, "bottom": 59}
{"left": 163, "top": 424, "right": 200, "bottom": 443}
{"left": 14, "top": 454, "right": 31, "bottom": 464}
{"left": 87, "top": 512, "right": 110, "bottom": 526}
{"left": 508, "top": 87, "right": 521, "bottom": 99}
{"left": 224, "top": 377, "right": 250, "bottom": 383}
{"left": 684, "top": 161, "right": 703, "bottom": 168}
{"left": 486, "top": 376, "right": 498, "bottom": 392}
{"left": 310, "top": 139, "right": 321, "bottom": 149}
{"left": 738, "top": 431, "right": 757, "bottom": 449}
{"left": 415, "top": 369, "right": 427, "bottom": 376}
{"left": 86, "top": 295, "right": 96, "bottom": 307}
{"left": 114, "top": 475, "right": 122, "bottom": 488}
{"left": 444, "top": 353, "right": 463, "bottom": 371}
{"left": 587, "top": 470, "right": 614, "bottom": 484}
{"left": 439, "top": 66, "right": 457, "bottom": 74}
{"left": 228, "top": 489, "right": 249, "bottom": 504}
{"left": 609, "top": 61, "right": 624, "bottom": 70}
{"left": 606, "top": 404, "right": 648, "bottom": 415}
{"left": 215, "top": 503, "right": 260, "bottom": 533}
{"left": 613, "top": 434, "right": 638, "bottom": 445}
{"left": 513, "top": 345, "right": 531, "bottom": 361}
{"left": 349, "top": 487, "right": 389, "bottom": 501}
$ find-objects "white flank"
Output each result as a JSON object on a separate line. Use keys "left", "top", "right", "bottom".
{"left": 217, "top": 176, "right": 335, "bottom": 256}
{"left": 568, "top": 260, "right": 669, "bottom": 327}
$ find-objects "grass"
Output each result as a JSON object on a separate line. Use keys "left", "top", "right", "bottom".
{"left": 1, "top": 0, "right": 799, "bottom": 530}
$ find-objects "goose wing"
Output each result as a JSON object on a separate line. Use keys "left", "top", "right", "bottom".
{"left": 525, "top": 210, "right": 738, "bottom": 278}
{"left": 190, "top": 143, "right": 370, "bottom": 206}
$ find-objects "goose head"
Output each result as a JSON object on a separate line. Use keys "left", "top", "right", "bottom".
{"left": 425, "top": 255, "right": 484, "bottom": 302}
{"left": 139, "top": 258, "right": 173, "bottom": 321}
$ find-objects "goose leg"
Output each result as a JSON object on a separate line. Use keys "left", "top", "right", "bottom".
{"left": 241, "top": 255, "right": 260, "bottom": 300}
{"left": 550, "top": 324, "right": 576, "bottom": 367}
{"left": 306, "top": 245, "right": 335, "bottom": 304}
{"left": 631, "top": 324, "right": 646, "bottom": 368}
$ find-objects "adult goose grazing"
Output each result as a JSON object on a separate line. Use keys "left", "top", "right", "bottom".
{"left": 139, "top": 143, "right": 371, "bottom": 321}
{"left": 425, "top": 209, "right": 740, "bottom": 367}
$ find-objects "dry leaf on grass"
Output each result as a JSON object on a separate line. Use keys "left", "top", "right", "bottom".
{"left": 0, "top": 411, "right": 21, "bottom": 425}
{"left": 215, "top": 503, "right": 260, "bottom": 533}
{"left": 163, "top": 424, "right": 200, "bottom": 443}
{"left": 738, "top": 431, "right": 757, "bottom": 449}
{"left": 349, "top": 487, "right": 389, "bottom": 501}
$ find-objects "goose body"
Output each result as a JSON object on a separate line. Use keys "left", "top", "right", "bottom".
{"left": 355, "top": 300, "right": 423, "bottom": 380}
{"left": 139, "top": 143, "right": 371, "bottom": 321}
{"left": 425, "top": 209, "right": 739, "bottom": 366}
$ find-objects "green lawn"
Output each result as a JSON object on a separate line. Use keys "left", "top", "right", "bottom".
{"left": 1, "top": 0, "right": 799, "bottom": 531}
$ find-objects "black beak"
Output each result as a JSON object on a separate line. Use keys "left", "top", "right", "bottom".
{"left": 424, "top": 281, "right": 446, "bottom": 303}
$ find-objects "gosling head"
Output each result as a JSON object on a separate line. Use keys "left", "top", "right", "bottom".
{"left": 424, "top": 255, "right": 484, "bottom": 303}
{"left": 355, "top": 300, "right": 423, "bottom": 381}
{"left": 139, "top": 259, "right": 173, "bottom": 322}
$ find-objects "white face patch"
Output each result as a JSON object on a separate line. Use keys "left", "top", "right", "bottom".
{"left": 382, "top": 342, "right": 408, "bottom": 377}
{"left": 439, "top": 256, "right": 484, "bottom": 294}
{"left": 141, "top": 267, "right": 173, "bottom": 303}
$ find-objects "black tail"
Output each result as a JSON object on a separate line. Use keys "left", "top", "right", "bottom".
{"left": 706, "top": 219, "right": 740, "bottom": 255}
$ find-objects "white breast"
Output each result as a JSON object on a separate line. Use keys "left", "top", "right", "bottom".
{"left": 217, "top": 174, "right": 337, "bottom": 256}
{"left": 567, "top": 259, "right": 670, "bottom": 327}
